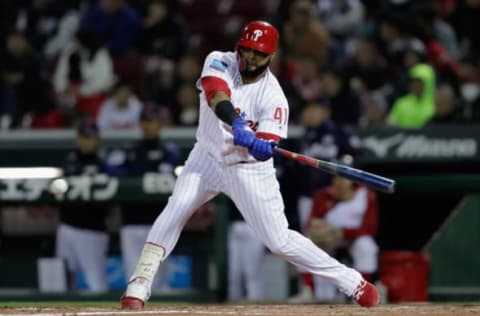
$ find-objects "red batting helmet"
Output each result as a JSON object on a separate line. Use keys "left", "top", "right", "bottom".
{"left": 237, "top": 20, "right": 279, "bottom": 54}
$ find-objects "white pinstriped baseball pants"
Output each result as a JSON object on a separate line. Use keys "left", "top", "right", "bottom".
{"left": 146, "top": 144, "right": 362, "bottom": 296}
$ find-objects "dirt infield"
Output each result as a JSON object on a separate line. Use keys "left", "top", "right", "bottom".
{"left": 1, "top": 304, "right": 480, "bottom": 316}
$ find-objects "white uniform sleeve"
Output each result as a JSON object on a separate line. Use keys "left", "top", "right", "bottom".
{"left": 256, "top": 87, "right": 289, "bottom": 139}
{"left": 198, "top": 51, "right": 234, "bottom": 87}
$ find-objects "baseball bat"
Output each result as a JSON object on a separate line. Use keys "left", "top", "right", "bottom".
{"left": 274, "top": 147, "right": 396, "bottom": 193}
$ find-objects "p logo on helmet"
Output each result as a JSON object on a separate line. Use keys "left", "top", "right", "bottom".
{"left": 237, "top": 20, "right": 279, "bottom": 54}
{"left": 252, "top": 30, "right": 263, "bottom": 41}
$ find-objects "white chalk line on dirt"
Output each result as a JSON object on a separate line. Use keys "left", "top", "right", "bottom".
{"left": 8, "top": 309, "right": 263, "bottom": 316}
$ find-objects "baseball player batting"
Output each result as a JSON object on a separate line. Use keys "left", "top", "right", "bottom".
{"left": 120, "top": 20, "right": 379, "bottom": 309}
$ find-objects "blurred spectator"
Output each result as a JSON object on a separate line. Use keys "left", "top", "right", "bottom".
{"left": 268, "top": 48, "right": 295, "bottom": 85}
{"left": 176, "top": 54, "right": 202, "bottom": 86}
{"left": 427, "top": 82, "right": 465, "bottom": 125}
{"left": 44, "top": 1, "right": 89, "bottom": 61}
{"left": 56, "top": 120, "right": 112, "bottom": 292}
{"left": 402, "top": 38, "right": 428, "bottom": 71}
{"left": 457, "top": 54, "right": 480, "bottom": 122}
{"left": 80, "top": 0, "right": 141, "bottom": 57}
{"left": 344, "top": 36, "right": 390, "bottom": 93}
{"left": 376, "top": 12, "right": 411, "bottom": 73}
{"left": 359, "top": 91, "right": 388, "bottom": 127}
{"left": 16, "top": 0, "right": 66, "bottom": 53}
{"left": 389, "top": 38, "right": 429, "bottom": 102}
{"left": 174, "top": 83, "right": 199, "bottom": 126}
{"left": 294, "top": 98, "right": 361, "bottom": 232}
{"left": 320, "top": 66, "right": 361, "bottom": 127}
{"left": 143, "top": 57, "right": 175, "bottom": 106}
{"left": 228, "top": 206, "right": 265, "bottom": 302}
{"left": 290, "top": 56, "right": 322, "bottom": 102}
{"left": 137, "top": 0, "right": 189, "bottom": 61}
{"left": 412, "top": 1, "right": 459, "bottom": 60}
{"left": 109, "top": 104, "right": 180, "bottom": 291}
{"left": 412, "top": 3, "right": 459, "bottom": 85}
{"left": 388, "top": 63, "right": 436, "bottom": 128}
{"left": 458, "top": 53, "right": 480, "bottom": 86}
{"left": 0, "top": 31, "right": 56, "bottom": 129}
{"left": 271, "top": 0, "right": 296, "bottom": 27}
{"left": 316, "top": 0, "right": 365, "bottom": 60}
{"left": 468, "top": 92, "right": 480, "bottom": 123}
{"left": 0, "top": 2, "right": 23, "bottom": 45}
{"left": 280, "top": 56, "right": 321, "bottom": 123}
{"left": 137, "top": 0, "right": 190, "bottom": 107}
{"left": 53, "top": 29, "right": 114, "bottom": 122}
{"left": 144, "top": 53, "right": 201, "bottom": 110}
{"left": 97, "top": 80, "right": 142, "bottom": 131}
{"left": 448, "top": 0, "right": 480, "bottom": 57}
{"left": 316, "top": 0, "right": 365, "bottom": 39}
{"left": 434, "top": 0, "right": 457, "bottom": 19}
{"left": 305, "top": 169, "right": 379, "bottom": 302}
{"left": 282, "top": 0, "right": 330, "bottom": 67}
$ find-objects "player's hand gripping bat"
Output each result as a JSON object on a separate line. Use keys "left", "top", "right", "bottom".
{"left": 274, "top": 147, "right": 395, "bottom": 193}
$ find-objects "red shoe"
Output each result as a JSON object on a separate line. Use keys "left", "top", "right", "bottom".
{"left": 353, "top": 280, "right": 380, "bottom": 307}
{"left": 120, "top": 278, "right": 150, "bottom": 310}
{"left": 120, "top": 296, "right": 144, "bottom": 310}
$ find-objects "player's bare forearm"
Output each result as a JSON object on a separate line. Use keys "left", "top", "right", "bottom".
{"left": 209, "top": 91, "right": 230, "bottom": 110}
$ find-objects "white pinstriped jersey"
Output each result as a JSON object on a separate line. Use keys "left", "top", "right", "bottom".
{"left": 195, "top": 51, "right": 289, "bottom": 165}
{"left": 138, "top": 53, "right": 365, "bottom": 301}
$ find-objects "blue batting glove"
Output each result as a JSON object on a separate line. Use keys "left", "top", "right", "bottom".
{"left": 249, "top": 138, "right": 277, "bottom": 161}
{"left": 232, "top": 118, "right": 255, "bottom": 148}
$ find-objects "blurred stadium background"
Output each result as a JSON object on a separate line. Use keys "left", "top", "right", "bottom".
{"left": 0, "top": 0, "right": 480, "bottom": 305}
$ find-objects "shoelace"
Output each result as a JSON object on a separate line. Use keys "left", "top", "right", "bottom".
{"left": 353, "top": 279, "right": 367, "bottom": 301}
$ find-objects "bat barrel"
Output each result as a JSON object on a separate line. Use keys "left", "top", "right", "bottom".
{"left": 334, "top": 164, "right": 396, "bottom": 193}
{"left": 274, "top": 147, "right": 396, "bottom": 193}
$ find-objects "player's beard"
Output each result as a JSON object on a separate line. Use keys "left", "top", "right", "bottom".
{"left": 240, "top": 59, "right": 271, "bottom": 80}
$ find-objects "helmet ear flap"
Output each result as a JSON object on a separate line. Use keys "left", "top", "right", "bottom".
{"left": 237, "top": 20, "right": 279, "bottom": 54}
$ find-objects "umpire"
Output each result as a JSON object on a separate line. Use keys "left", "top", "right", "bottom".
{"left": 116, "top": 104, "right": 180, "bottom": 290}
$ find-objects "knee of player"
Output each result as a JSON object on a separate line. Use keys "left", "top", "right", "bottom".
{"left": 167, "top": 195, "right": 197, "bottom": 212}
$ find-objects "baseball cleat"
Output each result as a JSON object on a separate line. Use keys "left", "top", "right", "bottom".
{"left": 353, "top": 280, "right": 380, "bottom": 307}
{"left": 120, "top": 296, "right": 144, "bottom": 310}
{"left": 120, "top": 277, "right": 150, "bottom": 310}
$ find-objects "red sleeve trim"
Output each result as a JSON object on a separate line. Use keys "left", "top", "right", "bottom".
{"left": 256, "top": 132, "right": 281, "bottom": 143}
{"left": 201, "top": 76, "right": 231, "bottom": 103}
